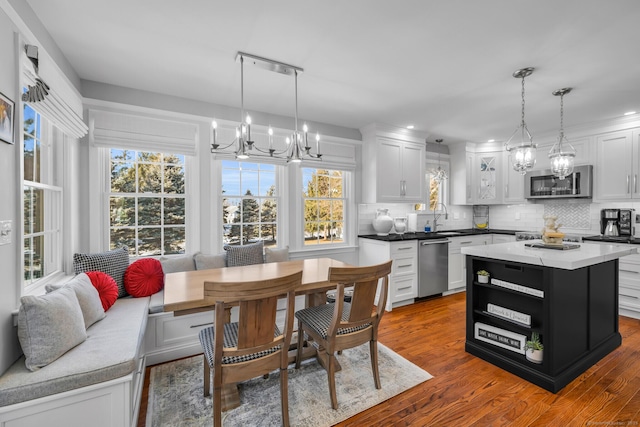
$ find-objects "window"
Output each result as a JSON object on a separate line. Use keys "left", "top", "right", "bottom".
{"left": 426, "top": 160, "right": 449, "bottom": 211}
{"left": 221, "top": 161, "right": 278, "bottom": 247}
{"left": 23, "top": 104, "right": 62, "bottom": 287}
{"left": 302, "top": 168, "right": 345, "bottom": 246}
{"left": 109, "top": 149, "right": 186, "bottom": 256}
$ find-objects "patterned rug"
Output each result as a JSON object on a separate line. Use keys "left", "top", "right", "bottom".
{"left": 146, "top": 343, "right": 432, "bottom": 426}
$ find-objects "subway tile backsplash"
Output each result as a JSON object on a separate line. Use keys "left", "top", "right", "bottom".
{"left": 359, "top": 200, "right": 640, "bottom": 237}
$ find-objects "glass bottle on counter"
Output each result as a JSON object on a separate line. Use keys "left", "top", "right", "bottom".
{"left": 425, "top": 220, "right": 431, "bottom": 232}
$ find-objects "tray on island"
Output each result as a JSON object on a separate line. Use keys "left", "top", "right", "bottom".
{"left": 524, "top": 242, "right": 581, "bottom": 250}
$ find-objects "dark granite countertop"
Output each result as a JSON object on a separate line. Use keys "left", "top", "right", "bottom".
{"left": 358, "top": 228, "right": 519, "bottom": 242}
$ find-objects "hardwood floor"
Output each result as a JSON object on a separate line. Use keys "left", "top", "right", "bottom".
{"left": 137, "top": 292, "right": 640, "bottom": 426}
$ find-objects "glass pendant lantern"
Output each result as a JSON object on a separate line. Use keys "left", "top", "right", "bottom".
{"left": 505, "top": 67, "right": 537, "bottom": 175}
{"left": 548, "top": 88, "right": 576, "bottom": 179}
{"left": 431, "top": 139, "right": 448, "bottom": 184}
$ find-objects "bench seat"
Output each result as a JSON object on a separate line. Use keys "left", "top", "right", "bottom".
{"left": 0, "top": 296, "right": 149, "bottom": 407}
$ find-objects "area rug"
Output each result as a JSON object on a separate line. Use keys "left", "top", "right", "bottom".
{"left": 146, "top": 343, "right": 432, "bottom": 426}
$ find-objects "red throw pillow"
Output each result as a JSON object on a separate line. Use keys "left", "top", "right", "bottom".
{"left": 124, "top": 258, "right": 164, "bottom": 298}
{"left": 86, "top": 271, "right": 119, "bottom": 311}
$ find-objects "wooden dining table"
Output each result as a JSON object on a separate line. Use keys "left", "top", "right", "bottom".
{"left": 163, "top": 257, "right": 353, "bottom": 410}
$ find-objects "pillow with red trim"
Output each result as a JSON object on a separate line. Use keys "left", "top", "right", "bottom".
{"left": 125, "top": 258, "right": 164, "bottom": 298}
{"left": 85, "top": 271, "right": 119, "bottom": 311}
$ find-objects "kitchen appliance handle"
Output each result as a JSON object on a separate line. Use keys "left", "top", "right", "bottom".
{"left": 420, "top": 239, "right": 451, "bottom": 246}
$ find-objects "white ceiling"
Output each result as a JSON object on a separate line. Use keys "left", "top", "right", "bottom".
{"left": 25, "top": 0, "right": 640, "bottom": 144}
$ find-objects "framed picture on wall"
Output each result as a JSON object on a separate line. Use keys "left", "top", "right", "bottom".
{"left": 0, "top": 91, "right": 15, "bottom": 144}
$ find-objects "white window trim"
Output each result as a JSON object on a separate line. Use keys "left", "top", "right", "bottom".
{"left": 290, "top": 165, "right": 356, "bottom": 253}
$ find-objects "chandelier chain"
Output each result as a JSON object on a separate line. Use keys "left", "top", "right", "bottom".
{"left": 521, "top": 74, "right": 526, "bottom": 126}
{"left": 559, "top": 92, "right": 564, "bottom": 133}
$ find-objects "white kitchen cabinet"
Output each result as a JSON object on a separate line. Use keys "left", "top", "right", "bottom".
{"left": 447, "top": 235, "right": 492, "bottom": 292}
{"left": 580, "top": 241, "right": 640, "bottom": 320}
{"left": 502, "top": 151, "right": 525, "bottom": 203}
{"left": 595, "top": 129, "right": 640, "bottom": 200}
{"left": 618, "top": 250, "right": 640, "bottom": 319}
{"left": 361, "top": 124, "right": 426, "bottom": 203}
{"left": 359, "top": 238, "right": 417, "bottom": 311}
{"left": 532, "top": 136, "right": 593, "bottom": 172}
{"left": 476, "top": 153, "right": 503, "bottom": 204}
{"left": 450, "top": 142, "right": 503, "bottom": 205}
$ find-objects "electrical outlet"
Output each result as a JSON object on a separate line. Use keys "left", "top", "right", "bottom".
{"left": 0, "top": 220, "right": 11, "bottom": 245}
{"left": 515, "top": 212, "right": 521, "bottom": 220}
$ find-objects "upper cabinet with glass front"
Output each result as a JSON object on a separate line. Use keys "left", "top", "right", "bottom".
{"left": 361, "top": 124, "right": 426, "bottom": 203}
{"left": 450, "top": 142, "right": 504, "bottom": 205}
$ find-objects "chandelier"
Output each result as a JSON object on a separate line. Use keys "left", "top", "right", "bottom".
{"left": 430, "top": 139, "right": 448, "bottom": 184}
{"left": 548, "top": 88, "right": 576, "bottom": 179}
{"left": 210, "top": 52, "right": 322, "bottom": 163}
{"left": 504, "top": 67, "right": 537, "bottom": 175}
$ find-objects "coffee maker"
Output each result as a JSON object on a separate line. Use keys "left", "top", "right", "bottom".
{"left": 600, "top": 208, "right": 635, "bottom": 236}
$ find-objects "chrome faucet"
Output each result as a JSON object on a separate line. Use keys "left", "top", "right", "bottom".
{"left": 432, "top": 202, "right": 449, "bottom": 232}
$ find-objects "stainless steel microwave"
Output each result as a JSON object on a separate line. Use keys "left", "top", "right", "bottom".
{"left": 524, "top": 165, "right": 593, "bottom": 199}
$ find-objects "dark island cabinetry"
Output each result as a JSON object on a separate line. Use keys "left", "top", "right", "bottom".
{"left": 465, "top": 255, "right": 620, "bottom": 393}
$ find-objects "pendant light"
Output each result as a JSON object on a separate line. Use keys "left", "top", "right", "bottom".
{"left": 431, "top": 139, "right": 448, "bottom": 184}
{"left": 548, "top": 88, "right": 576, "bottom": 179}
{"left": 505, "top": 67, "right": 537, "bottom": 175}
{"left": 210, "top": 52, "right": 322, "bottom": 162}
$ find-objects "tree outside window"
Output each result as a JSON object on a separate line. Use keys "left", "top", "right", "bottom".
{"left": 109, "top": 149, "right": 186, "bottom": 256}
{"left": 302, "top": 168, "right": 345, "bottom": 245}
{"left": 221, "top": 161, "right": 278, "bottom": 247}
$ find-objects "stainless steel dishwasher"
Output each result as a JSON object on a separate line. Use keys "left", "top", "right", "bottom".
{"left": 418, "top": 239, "right": 450, "bottom": 297}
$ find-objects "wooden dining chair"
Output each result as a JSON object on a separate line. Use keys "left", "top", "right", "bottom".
{"left": 294, "top": 260, "right": 393, "bottom": 410}
{"left": 198, "top": 269, "right": 303, "bottom": 427}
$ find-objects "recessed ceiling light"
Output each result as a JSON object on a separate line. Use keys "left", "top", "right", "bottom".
{"left": 488, "top": 139, "right": 495, "bottom": 143}
{"left": 624, "top": 111, "right": 637, "bottom": 116}
{"left": 406, "top": 125, "right": 414, "bottom": 129}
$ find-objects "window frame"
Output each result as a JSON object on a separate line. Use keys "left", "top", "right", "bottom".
{"left": 89, "top": 146, "right": 198, "bottom": 257}
{"left": 21, "top": 104, "right": 65, "bottom": 293}
{"left": 300, "top": 167, "right": 348, "bottom": 248}
{"left": 292, "top": 165, "right": 354, "bottom": 253}
{"left": 218, "top": 160, "right": 283, "bottom": 248}
{"left": 424, "top": 158, "right": 450, "bottom": 213}
{"left": 108, "top": 149, "right": 188, "bottom": 257}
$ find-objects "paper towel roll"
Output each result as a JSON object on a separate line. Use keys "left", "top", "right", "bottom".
{"left": 407, "top": 213, "right": 418, "bottom": 232}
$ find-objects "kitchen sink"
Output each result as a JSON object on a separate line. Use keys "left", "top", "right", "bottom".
{"left": 435, "top": 231, "right": 463, "bottom": 236}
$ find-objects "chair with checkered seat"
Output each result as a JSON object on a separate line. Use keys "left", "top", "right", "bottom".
{"left": 294, "top": 260, "right": 392, "bottom": 410}
{"left": 198, "top": 269, "right": 303, "bottom": 427}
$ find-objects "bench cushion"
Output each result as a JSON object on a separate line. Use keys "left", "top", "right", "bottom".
{"left": 0, "top": 296, "right": 149, "bottom": 407}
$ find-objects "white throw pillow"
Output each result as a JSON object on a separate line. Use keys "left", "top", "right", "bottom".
{"left": 194, "top": 252, "right": 227, "bottom": 270}
{"left": 45, "top": 273, "right": 106, "bottom": 328}
{"left": 159, "top": 254, "right": 196, "bottom": 273}
{"left": 265, "top": 246, "right": 290, "bottom": 263}
{"left": 18, "top": 287, "right": 87, "bottom": 371}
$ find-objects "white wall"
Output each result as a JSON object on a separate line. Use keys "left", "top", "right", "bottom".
{"left": 0, "top": 7, "right": 21, "bottom": 374}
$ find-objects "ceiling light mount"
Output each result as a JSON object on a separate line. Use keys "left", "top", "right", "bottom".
{"left": 549, "top": 87, "right": 576, "bottom": 179}
{"left": 211, "top": 52, "right": 321, "bottom": 163}
{"left": 505, "top": 67, "right": 537, "bottom": 175}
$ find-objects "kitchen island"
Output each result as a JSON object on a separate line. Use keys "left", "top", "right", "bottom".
{"left": 461, "top": 241, "right": 637, "bottom": 392}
